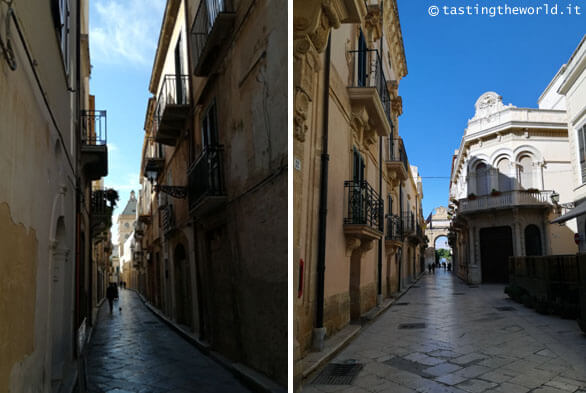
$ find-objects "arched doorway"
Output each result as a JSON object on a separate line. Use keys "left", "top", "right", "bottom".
{"left": 173, "top": 244, "right": 192, "bottom": 327}
{"left": 434, "top": 235, "right": 451, "bottom": 266}
{"left": 525, "top": 225, "right": 542, "bottom": 256}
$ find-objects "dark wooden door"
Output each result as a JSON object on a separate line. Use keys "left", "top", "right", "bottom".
{"left": 480, "top": 226, "right": 513, "bottom": 283}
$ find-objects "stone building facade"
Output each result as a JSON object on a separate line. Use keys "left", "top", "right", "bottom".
{"left": 0, "top": 0, "right": 111, "bottom": 392}
{"left": 448, "top": 91, "right": 577, "bottom": 284}
{"left": 135, "top": 0, "right": 287, "bottom": 387}
{"left": 293, "top": 0, "right": 426, "bottom": 386}
{"left": 548, "top": 36, "right": 586, "bottom": 242}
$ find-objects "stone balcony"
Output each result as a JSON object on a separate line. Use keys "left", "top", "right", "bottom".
{"left": 458, "top": 190, "right": 554, "bottom": 214}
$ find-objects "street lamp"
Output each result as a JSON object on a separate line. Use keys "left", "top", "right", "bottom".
{"left": 145, "top": 169, "right": 158, "bottom": 184}
{"left": 550, "top": 191, "right": 560, "bottom": 204}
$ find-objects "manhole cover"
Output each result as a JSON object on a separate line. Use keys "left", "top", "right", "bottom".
{"left": 398, "top": 322, "right": 426, "bottom": 329}
{"left": 453, "top": 292, "right": 465, "bottom": 295}
{"left": 468, "top": 285, "right": 479, "bottom": 288}
{"left": 395, "top": 302, "right": 410, "bottom": 306}
{"left": 312, "top": 361, "right": 363, "bottom": 385}
{"left": 495, "top": 306, "right": 516, "bottom": 311}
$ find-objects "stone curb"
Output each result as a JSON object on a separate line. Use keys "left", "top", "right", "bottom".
{"left": 300, "top": 272, "right": 426, "bottom": 384}
{"left": 131, "top": 288, "right": 286, "bottom": 393}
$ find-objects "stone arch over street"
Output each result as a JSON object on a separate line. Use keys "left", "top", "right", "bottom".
{"left": 425, "top": 206, "right": 451, "bottom": 266}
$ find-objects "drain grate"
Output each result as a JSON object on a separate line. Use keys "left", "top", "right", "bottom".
{"left": 312, "top": 361, "right": 363, "bottom": 385}
{"left": 468, "top": 285, "right": 479, "bottom": 288}
{"left": 395, "top": 302, "right": 410, "bottom": 306}
{"left": 495, "top": 306, "right": 516, "bottom": 311}
{"left": 453, "top": 292, "right": 465, "bottom": 295}
{"left": 412, "top": 285, "right": 421, "bottom": 288}
{"left": 398, "top": 322, "right": 426, "bottom": 329}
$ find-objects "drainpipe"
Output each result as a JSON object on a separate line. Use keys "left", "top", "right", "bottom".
{"left": 314, "top": 32, "right": 331, "bottom": 352}
{"left": 377, "top": 136, "right": 383, "bottom": 305}
{"left": 398, "top": 182, "right": 403, "bottom": 291}
{"left": 377, "top": 10, "right": 384, "bottom": 306}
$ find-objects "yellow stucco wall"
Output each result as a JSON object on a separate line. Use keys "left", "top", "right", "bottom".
{"left": 0, "top": 203, "right": 37, "bottom": 393}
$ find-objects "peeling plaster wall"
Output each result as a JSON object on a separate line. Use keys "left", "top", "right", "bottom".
{"left": 0, "top": 0, "right": 78, "bottom": 391}
{"left": 0, "top": 204, "right": 37, "bottom": 393}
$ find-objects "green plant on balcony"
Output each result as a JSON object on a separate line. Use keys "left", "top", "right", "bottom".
{"left": 491, "top": 189, "right": 501, "bottom": 196}
{"left": 467, "top": 193, "right": 477, "bottom": 200}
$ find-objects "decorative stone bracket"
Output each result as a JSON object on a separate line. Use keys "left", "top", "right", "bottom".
{"left": 344, "top": 224, "right": 382, "bottom": 256}
{"left": 350, "top": 107, "right": 377, "bottom": 149}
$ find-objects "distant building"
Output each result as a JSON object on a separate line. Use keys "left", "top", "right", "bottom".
{"left": 448, "top": 90, "right": 577, "bottom": 284}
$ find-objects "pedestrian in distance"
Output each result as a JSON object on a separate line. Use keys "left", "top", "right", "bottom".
{"left": 106, "top": 283, "right": 117, "bottom": 314}
{"left": 427, "top": 263, "right": 432, "bottom": 273}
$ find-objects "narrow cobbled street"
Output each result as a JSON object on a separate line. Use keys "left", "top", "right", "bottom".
{"left": 86, "top": 289, "right": 251, "bottom": 393}
{"left": 304, "top": 270, "right": 586, "bottom": 393}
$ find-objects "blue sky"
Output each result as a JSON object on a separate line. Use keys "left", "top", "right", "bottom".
{"left": 89, "top": 0, "right": 165, "bottom": 241}
{"left": 396, "top": 1, "right": 585, "bottom": 218}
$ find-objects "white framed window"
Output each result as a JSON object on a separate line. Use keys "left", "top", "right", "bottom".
{"left": 577, "top": 125, "right": 586, "bottom": 184}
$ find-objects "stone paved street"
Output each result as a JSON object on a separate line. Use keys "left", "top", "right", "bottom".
{"left": 86, "top": 289, "right": 251, "bottom": 393}
{"left": 303, "top": 270, "right": 586, "bottom": 393}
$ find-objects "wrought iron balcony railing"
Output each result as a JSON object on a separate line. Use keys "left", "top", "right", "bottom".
{"left": 385, "top": 214, "right": 402, "bottom": 242}
{"left": 81, "top": 110, "right": 107, "bottom": 146}
{"left": 344, "top": 180, "right": 383, "bottom": 231}
{"left": 152, "top": 75, "right": 191, "bottom": 145}
{"left": 160, "top": 203, "right": 175, "bottom": 236}
{"left": 90, "top": 190, "right": 114, "bottom": 235}
{"left": 401, "top": 210, "right": 415, "bottom": 235}
{"left": 386, "top": 138, "right": 409, "bottom": 172}
{"left": 188, "top": 145, "right": 226, "bottom": 213}
{"left": 348, "top": 49, "right": 391, "bottom": 126}
{"left": 191, "top": 0, "right": 235, "bottom": 76}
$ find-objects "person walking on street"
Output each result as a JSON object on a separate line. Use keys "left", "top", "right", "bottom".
{"left": 106, "top": 283, "right": 117, "bottom": 314}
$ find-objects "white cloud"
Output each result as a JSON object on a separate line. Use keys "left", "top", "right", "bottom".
{"left": 90, "top": 0, "right": 165, "bottom": 67}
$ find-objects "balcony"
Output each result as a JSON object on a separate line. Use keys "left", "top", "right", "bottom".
{"left": 385, "top": 138, "right": 409, "bottom": 182}
{"left": 188, "top": 145, "right": 226, "bottom": 216}
{"left": 458, "top": 190, "right": 553, "bottom": 214}
{"left": 191, "top": 0, "right": 235, "bottom": 76}
{"left": 401, "top": 211, "right": 415, "bottom": 236}
{"left": 160, "top": 203, "right": 175, "bottom": 236}
{"left": 385, "top": 214, "right": 402, "bottom": 251}
{"left": 343, "top": 180, "right": 383, "bottom": 248}
{"left": 144, "top": 144, "right": 165, "bottom": 180}
{"left": 81, "top": 110, "right": 108, "bottom": 180}
{"left": 347, "top": 49, "right": 392, "bottom": 139}
{"left": 153, "top": 75, "right": 190, "bottom": 146}
{"left": 90, "top": 190, "right": 114, "bottom": 236}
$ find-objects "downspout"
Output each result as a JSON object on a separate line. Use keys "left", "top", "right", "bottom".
{"left": 377, "top": 135, "right": 382, "bottom": 305}
{"left": 75, "top": 0, "right": 82, "bottom": 351}
{"left": 377, "top": 11, "right": 383, "bottom": 306}
{"left": 314, "top": 32, "right": 331, "bottom": 351}
{"left": 398, "top": 181, "right": 403, "bottom": 291}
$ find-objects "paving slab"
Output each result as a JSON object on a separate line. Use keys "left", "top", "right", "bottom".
{"left": 86, "top": 289, "right": 250, "bottom": 392}
{"left": 301, "top": 270, "right": 586, "bottom": 392}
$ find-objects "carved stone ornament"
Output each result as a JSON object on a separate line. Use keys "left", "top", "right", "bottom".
{"left": 295, "top": 89, "right": 310, "bottom": 142}
{"left": 350, "top": 108, "right": 370, "bottom": 147}
{"left": 346, "top": 237, "right": 361, "bottom": 256}
{"left": 364, "top": 5, "right": 382, "bottom": 44}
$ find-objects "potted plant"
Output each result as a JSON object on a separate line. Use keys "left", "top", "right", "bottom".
{"left": 491, "top": 189, "right": 501, "bottom": 196}
{"left": 467, "top": 193, "right": 477, "bottom": 200}
{"left": 525, "top": 188, "right": 539, "bottom": 193}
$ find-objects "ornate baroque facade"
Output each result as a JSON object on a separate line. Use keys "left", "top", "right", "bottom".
{"left": 293, "top": 0, "right": 426, "bottom": 387}
{"left": 448, "top": 91, "right": 577, "bottom": 284}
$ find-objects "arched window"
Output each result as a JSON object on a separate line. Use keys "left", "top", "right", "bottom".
{"left": 497, "top": 158, "right": 512, "bottom": 191}
{"left": 518, "top": 155, "right": 534, "bottom": 189}
{"left": 525, "top": 225, "right": 542, "bottom": 256}
{"left": 476, "top": 163, "right": 489, "bottom": 195}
